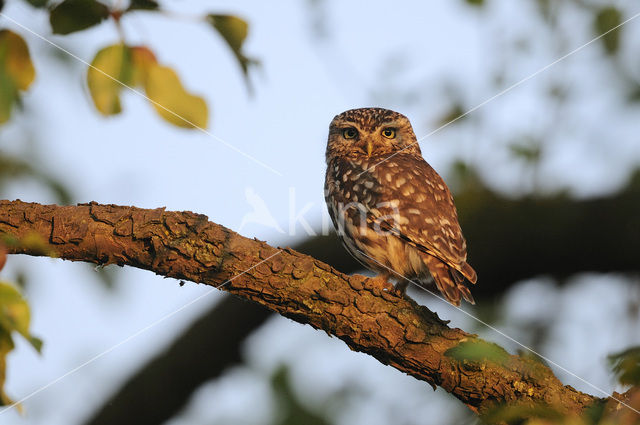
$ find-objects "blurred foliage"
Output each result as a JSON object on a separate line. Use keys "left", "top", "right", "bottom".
{"left": 509, "top": 138, "right": 542, "bottom": 165}
{"left": 145, "top": 64, "right": 208, "bottom": 128}
{"left": 482, "top": 402, "right": 567, "bottom": 425}
{"left": 0, "top": 281, "right": 42, "bottom": 408}
{"left": 87, "top": 43, "right": 208, "bottom": 128}
{"left": 87, "top": 43, "right": 133, "bottom": 116}
{"left": 608, "top": 347, "right": 640, "bottom": 387}
{"left": 435, "top": 102, "right": 466, "bottom": 128}
{"left": 1, "top": 0, "right": 256, "bottom": 129}
{"left": 0, "top": 152, "right": 72, "bottom": 204}
{"left": 594, "top": 6, "right": 622, "bottom": 55}
{"left": 270, "top": 365, "right": 332, "bottom": 425}
{"left": 445, "top": 338, "right": 510, "bottom": 365}
{"left": 1, "top": 232, "right": 57, "bottom": 258}
{"left": 21, "top": 0, "right": 47, "bottom": 8}
{"left": 49, "top": 0, "right": 110, "bottom": 35}
{"left": 206, "top": 14, "right": 257, "bottom": 84}
{"left": 483, "top": 395, "right": 640, "bottom": 425}
{"left": 0, "top": 30, "right": 35, "bottom": 124}
{"left": 126, "top": 0, "right": 159, "bottom": 12}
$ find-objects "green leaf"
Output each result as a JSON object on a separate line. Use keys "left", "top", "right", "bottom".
{"left": 594, "top": 6, "right": 622, "bottom": 55}
{"left": 0, "top": 329, "right": 16, "bottom": 407}
{"left": 435, "top": 102, "right": 465, "bottom": 127}
{"left": 87, "top": 43, "right": 134, "bottom": 115}
{"left": 49, "top": 0, "right": 110, "bottom": 35}
{"left": 465, "top": 0, "right": 484, "bottom": 6}
{"left": 483, "top": 402, "right": 566, "bottom": 425}
{"left": 0, "top": 282, "right": 33, "bottom": 338}
{"left": 445, "top": 339, "right": 510, "bottom": 365}
{"left": 0, "top": 281, "right": 42, "bottom": 406}
{"left": 0, "top": 282, "right": 42, "bottom": 353}
{"left": 0, "top": 30, "right": 35, "bottom": 124}
{"left": 144, "top": 64, "right": 208, "bottom": 129}
{"left": 205, "top": 14, "right": 256, "bottom": 78}
{"left": 22, "top": 0, "right": 48, "bottom": 8}
{"left": 608, "top": 346, "right": 640, "bottom": 386}
{"left": 0, "top": 71, "right": 17, "bottom": 124}
{"left": 0, "top": 30, "right": 35, "bottom": 90}
{"left": 126, "top": 0, "right": 159, "bottom": 11}
{"left": 509, "top": 140, "right": 542, "bottom": 164}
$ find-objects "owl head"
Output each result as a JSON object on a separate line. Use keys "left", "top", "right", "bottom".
{"left": 326, "top": 107, "right": 421, "bottom": 163}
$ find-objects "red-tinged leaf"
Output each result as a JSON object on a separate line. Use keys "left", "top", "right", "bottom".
{"left": 130, "top": 45, "right": 157, "bottom": 86}
{"left": 0, "top": 245, "right": 6, "bottom": 272}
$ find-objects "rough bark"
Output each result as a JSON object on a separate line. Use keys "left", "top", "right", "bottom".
{"left": 0, "top": 200, "right": 604, "bottom": 417}
{"left": 85, "top": 179, "right": 640, "bottom": 424}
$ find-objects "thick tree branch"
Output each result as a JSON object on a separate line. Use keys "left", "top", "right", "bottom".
{"left": 86, "top": 180, "right": 640, "bottom": 424}
{"left": 0, "top": 200, "right": 603, "bottom": 416}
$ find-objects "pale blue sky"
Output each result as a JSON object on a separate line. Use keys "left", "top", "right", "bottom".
{"left": 1, "top": 0, "right": 640, "bottom": 424}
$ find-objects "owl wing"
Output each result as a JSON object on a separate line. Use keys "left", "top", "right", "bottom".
{"left": 370, "top": 155, "right": 476, "bottom": 283}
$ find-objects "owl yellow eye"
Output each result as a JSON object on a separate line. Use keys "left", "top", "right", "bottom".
{"left": 342, "top": 128, "right": 358, "bottom": 139}
{"left": 381, "top": 128, "right": 396, "bottom": 139}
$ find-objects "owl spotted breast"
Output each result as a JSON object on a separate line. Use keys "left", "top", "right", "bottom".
{"left": 324, "top": 107, "right": 477, "bottom": 306}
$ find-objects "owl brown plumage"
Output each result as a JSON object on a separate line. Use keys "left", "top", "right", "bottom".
{"left": 324, "top": 107, "right": 477, "bottom": 306}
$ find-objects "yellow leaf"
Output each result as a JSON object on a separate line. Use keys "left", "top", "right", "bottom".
{"left": 206, "top": 15, "right": 248, "bottom": 52}
{"left": 0, "top": 30, "right": 35, "bottom": 91}
{"left": 87, "top": 43, "right": 133, "bottom": 115}
{"left": 0, "top": 282, "right": 32, "bottom": 338}
{"left": 205, "top": 14, "right": 256, "bottom": 79}
{"left": 144, "top": 64, "right": 208, "bottom": 129}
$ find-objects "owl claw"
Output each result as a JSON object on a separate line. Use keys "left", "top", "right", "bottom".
{"left": 368, "top": 274, "right": 395, "bottom": 293}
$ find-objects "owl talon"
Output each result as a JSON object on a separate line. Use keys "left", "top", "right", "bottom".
{"left": 369, "top": 274, "right": 394, "bottom": 292}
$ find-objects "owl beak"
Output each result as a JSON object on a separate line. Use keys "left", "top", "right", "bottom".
{"left": 366, "top": 140, "right": 374, "bottom": 157}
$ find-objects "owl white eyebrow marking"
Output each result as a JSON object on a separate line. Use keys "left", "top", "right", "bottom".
{"left": 356, "top": 8, "right": 640, "bottom": 177}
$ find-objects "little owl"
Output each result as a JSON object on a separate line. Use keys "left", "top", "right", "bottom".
{"left": 324, "top": 107, "right": 477, "bottom": 306}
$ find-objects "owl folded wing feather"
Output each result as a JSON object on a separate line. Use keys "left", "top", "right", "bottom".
{"left": 371, "top": 157, "right": 476, "bottom": 284}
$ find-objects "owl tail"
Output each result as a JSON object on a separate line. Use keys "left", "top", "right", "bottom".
{"left": 422, "top": 254, "right": 475, "bottom": 306}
